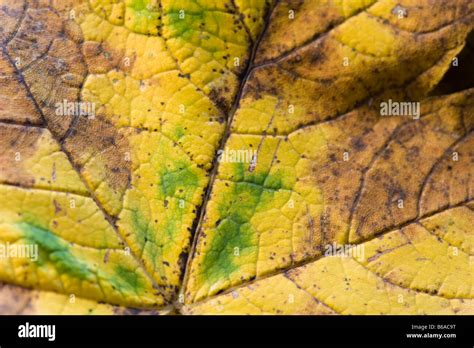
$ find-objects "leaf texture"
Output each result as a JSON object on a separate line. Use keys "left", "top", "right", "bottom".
{"left": 0, "top": 0, "right": 473, "bottom": 314}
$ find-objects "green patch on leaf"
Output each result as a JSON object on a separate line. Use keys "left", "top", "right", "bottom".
{"left": 159, "top": 162, "right": 199, "bottom": 201}
{"left": 200, "top": 168, "right": 288, "bottom": 284}
{"left": 18, "top": 222, "right": 93, "bottom": 280}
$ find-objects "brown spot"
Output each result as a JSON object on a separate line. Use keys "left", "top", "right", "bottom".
{"left": 62, "top": 115, "right": 131, "bottom": 206}
{"left": 0, "top": 124, "right": 42, "bottom": 186}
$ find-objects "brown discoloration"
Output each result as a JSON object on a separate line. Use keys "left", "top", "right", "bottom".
{"left": 53, "top": 199, "right": 62, "bottom": 214}
{"left": 0, "top": 283, "right": 35, "bottom": 315}
{"left": 0, "top": 1, "right": 132, "bottom": 215}
{"left": 255, "top": 0, "right": 374, "bottom": 64}
{"left": 6, "top": 7, "right": 62, "bottom": 68}
{"left": 112, "top": 306, "right": 163, "bottom": 315}
{"left": 62, "top": 115, "right": 132, "bottom": 201}
{"left": 0, "top": 0, "right": 26, "bottom": 44}
{"left": 420, "top": 132, "right": 474, "bottom": 215}
{"left": 0, "top": 123, "right": 43, "bottom": 186}
{"left": 22, "top": 36, "right": 88, "bottom": 138}
{"left": 209, "top": 86, "right": 232, "bottom": 114}
{"left": 0, "top": 51, "right": 42, "bottom": 125}
{"left": 350, "top": 91, "right": 471, "bottom": 242}
{"left": 82, "top": 40, "right": 136, "bottom": 75}
{"left": 103, "top": 249, "right": 110, "bottom": 264}
{"left": 0, "top": 1, "right": 87, "bottom": 138}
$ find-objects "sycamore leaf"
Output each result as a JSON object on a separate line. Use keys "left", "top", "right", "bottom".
{"left": 0, "top": 0, "right": 259, "bottom": 311}
{"left": 0, "top": 0, "right": 473, "bottom": 315}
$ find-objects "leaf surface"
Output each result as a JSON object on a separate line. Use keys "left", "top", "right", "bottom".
{"left": 0, "top": 0, "right": 261, "bottom": 309}
{"left": 183, "top": 0, "right": 474, "bottom": 307}
{"left": 184, "top": 202, "right": 474, "bottom": 314}
{"left": 0, "top": 0, "right": 473, "bottom": 314}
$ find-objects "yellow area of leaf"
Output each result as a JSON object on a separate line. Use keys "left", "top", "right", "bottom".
{"left": 184, "top": 204, "right": 474, "bottom": 314}
{"left": 234, "top": 0, "right": 273, "bottom": 41}
{"left": 0, "top": 182, "right": 164, "bottom": 308}
{"left": 0, "top": 125, "right": 88, "bottom": 195}
{"left": 69, "top": 0, "right": 259, "bottom": 294}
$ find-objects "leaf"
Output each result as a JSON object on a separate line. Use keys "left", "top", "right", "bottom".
{"left": 182, "top": 0, "right": 474, "bottom": 308}
{"left": 184, "top": 202, "right": 474, "bottom": 314}
{"left": 0, "top": 0, "right": 260, "bottom": 310}
{"left": 0, "top": 0, "right": 473, "bottom": 315}
{"left": 184, "top": 89, "right": 474, "bottom": 305}
{"left": 0, "top": 282, "right": 171, "bottom": 314}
